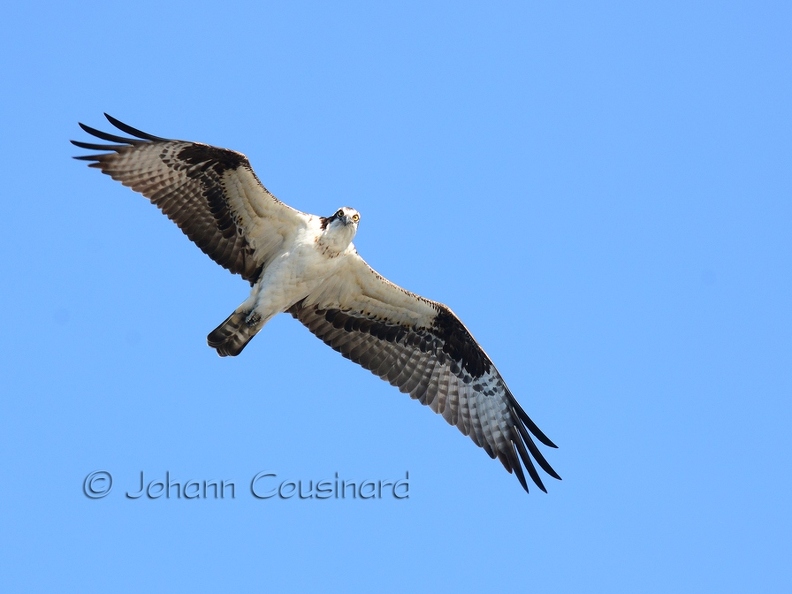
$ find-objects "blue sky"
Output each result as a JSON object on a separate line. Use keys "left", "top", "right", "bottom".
{"left": 2, "top": 1, "right": 791, "bottom": 592}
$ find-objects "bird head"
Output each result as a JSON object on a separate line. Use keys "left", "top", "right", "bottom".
{"left": 327, "top": 207, "right": 360, "bottom": 228}
{"left": 319, "top": 207, "right": 360, "bottom": 254}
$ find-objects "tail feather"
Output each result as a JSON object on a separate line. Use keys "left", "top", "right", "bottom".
{"left": 207, "top": 310, "right": 260, "bottom": 357}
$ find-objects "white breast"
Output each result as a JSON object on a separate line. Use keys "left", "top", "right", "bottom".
{"left": 250, "top": 218, "right": 355, "bottom": 319}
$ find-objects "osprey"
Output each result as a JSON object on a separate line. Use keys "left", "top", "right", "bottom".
{"left": 72, "top": 114, "right": 561, "bottom": 493}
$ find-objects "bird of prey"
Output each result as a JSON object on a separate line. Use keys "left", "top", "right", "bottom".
{"left": 72, "top": 114, "right": 560, "bottom": 493}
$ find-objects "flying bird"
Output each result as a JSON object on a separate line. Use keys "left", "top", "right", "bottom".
{"left": 72, "top": 114, "right": 560, "bottom": 493}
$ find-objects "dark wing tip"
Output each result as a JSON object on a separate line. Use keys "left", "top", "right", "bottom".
{"left": 75, "top": 121, "right": 139, "bottom": 146}
{"left": 70, "top": 140, "right": 127, "bottom": 151}
{"left": 501, "top": 443, "right": 547, "bottom": 494}
{"left": 104, "top": 113, "right": 169, "bottom": 142}
{"left": 499, "top": 391, "right": 562, "bottom": 492}
{"left": 511, "top": 457, "right": 531, "bottom": 493}
{"left": 72, "top": 115, "right": 176, "bottom": 165}
{"left": 73, "top": 115, "right": 172, "bottom": 152}
{"left": 510, "top": 396, "right": 558, "bottom": 449}
{"left": 521, "top": 425, "right": 562, "bottom": 481}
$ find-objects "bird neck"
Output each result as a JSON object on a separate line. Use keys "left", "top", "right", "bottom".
{"left": 317, "top": 224, "right": 356, "bottom": 257}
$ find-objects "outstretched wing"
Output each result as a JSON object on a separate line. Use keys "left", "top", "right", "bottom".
{"left": 289, "top": 252, "right": 560, "bottom": 493}
{"left": 71, "top": 114, "right": 308, "bottom": 283}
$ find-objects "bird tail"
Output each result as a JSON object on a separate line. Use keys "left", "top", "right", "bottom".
{"left": 207, "top": 309, "right": 261, "bottom": 357}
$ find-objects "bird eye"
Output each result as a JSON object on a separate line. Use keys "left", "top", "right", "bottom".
{"left": 336, "top": 209, "right": 344, "bottom": 217}
{"left": 352, "top": 214, "right": 360, "bottom": 222}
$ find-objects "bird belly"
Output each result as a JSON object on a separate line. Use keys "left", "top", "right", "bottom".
{"left": 249, "top": 242, "right": 344, "bottom": 322}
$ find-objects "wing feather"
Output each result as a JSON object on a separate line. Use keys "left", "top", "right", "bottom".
{"left": 289, "top": 252, "right": 560, "bottom": 493}
{"left": 72, "top": 114, "right": 308, "bottom": 283}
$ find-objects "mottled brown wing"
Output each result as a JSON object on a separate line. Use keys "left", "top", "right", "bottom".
{"left": 72, "top": 114, "right": 308, "bottom": 283}
{"left": 290, "top": 252, "right": 560, "bottom": 493}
